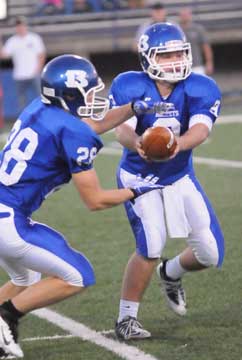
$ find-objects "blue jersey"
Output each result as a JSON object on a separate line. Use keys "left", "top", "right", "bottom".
{"left": 109, "top": 71, "right": 221, "bottom": 185}
{"left": 0, "top": 98, "right": 103, "bottom": 216}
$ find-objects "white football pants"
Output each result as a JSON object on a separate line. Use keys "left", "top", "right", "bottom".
{"left": 118, "top": 169, "right": 224, "bottom": 267}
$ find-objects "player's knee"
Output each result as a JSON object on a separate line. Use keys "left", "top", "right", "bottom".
{"left": 66, "top": 275, "right": 95, "bottom": 287}
{"left": 195, "top": 246, "right": 218, "bottom": 267}
{"left": 63, "top": 265, "right": 96, "bottom": 287}
{"left": 12, "top": 271, "right": 41, "bottom": 287}
{"left": 138, "top": 247, "right": 162, "bottom": 260}
{"left": 193, "top": 240, "right": 219, "bottom": 267}
{"left": 189, "top": 230, "right": 219, "bottom": 267}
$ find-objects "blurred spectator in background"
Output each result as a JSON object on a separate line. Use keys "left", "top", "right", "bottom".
{"left": 103, "top": 0, "right": 145, "bottom": 10}
{"left": 87, "top": 0, "right": 103, "bottom": 11}
{"left": 0, "top": 16, "right": 46, "bottom": 114}
{"left": 34, "top": 0, "right": 152, "bottom": 15}
{"left": 128, "top": 0, "right": 144, "bottom": 8}
{"left": 63, "top": 0, "right": 102, "bottom": 14}
{"left": 35, "top": 0, "right": 63, "bottom": 16}
{"left": 179, "top": 7, "right": 214, "bottom": 75}
{"left": 71, "top": 0, "right": 90, "bottom": 13}
{"left": 102, "top": 0, "right": 126, "bottom": 10}
{"left": 63, "top": 0, "right": 75, "bottom": 14}
{"left": 133, "top": 2, "right": 167, "bottom": 50}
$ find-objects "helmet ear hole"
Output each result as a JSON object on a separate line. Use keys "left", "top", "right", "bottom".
{"left": 63, "top": 92, "right": 77, "bottom": 102}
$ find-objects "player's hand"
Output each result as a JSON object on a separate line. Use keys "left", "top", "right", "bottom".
{"left": 130, "top": 184, "right": 163, "bottom": 203}
{"left": 128, "top": 174, "right": 163, "bottom": 203}
{"left": 136, "top": 133, "right": 180, "bottom": 162}
{"left": 135, "top": 136, "right": 150, "bottom": 161}
{"left": 168, "top": 136, "right": 180, "bottom": 159}
{"left": 131, "top": 100, "right": 164, "bottom": 116}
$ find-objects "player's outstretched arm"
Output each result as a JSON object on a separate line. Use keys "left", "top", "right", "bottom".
{"left": 82, "top": 104, "right": 132, "bottom": 134}
{"left": 72, "top": 168, "right": 162, "bottom": 210}
{"left": 82, "top": 100, "right": 160, "bottom": 135}
{"left": 72, "top": 168, "right": 133, "bottom": 210}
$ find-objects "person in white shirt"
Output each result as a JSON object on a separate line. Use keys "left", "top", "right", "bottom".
{"left": 0, "top": 16, "right": 46, "bottom": 113}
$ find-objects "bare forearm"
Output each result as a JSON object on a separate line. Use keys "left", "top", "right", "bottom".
{"left": 83, "top": 188, "right": 134, "bottom": 210}
{"left": 73, "top": 169, "right": 134, "bottom": 211}
{"left": 115, "top": 123, "right": 139, "bottom": 151}
{"left": 178, "top": 124, "right": 209, "bottom": 151}
{"left": 37, "top": 53, "right": 46, "bottom": 73}
{"left": 86, "top": 104, "right": 134, "bottom": 134}
{"left": 203, "top": 44, "right": 213, "bottom": 64}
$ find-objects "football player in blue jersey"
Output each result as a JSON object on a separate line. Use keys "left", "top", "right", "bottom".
{"left": 109, "top": 23, "right": 224, "bottom": 340}
{"left": 0, "top": 54, "right": 163, "bottom": 358}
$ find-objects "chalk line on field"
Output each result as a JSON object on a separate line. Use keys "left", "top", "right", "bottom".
{"left": 22, "top": 334, "right": 75, "bottom": 342}
{"left": 33, "top": 308, "right": 158, "bottom": 360}
{"left": 218, "top": 114, "right": 242, "bottom": 124}
{"left": 193, "top": 156, "right": 242, "bottom": 168}
{"left": 23, "top": 332, "right": 116, "bottom": 342}
{"left": 100, "top": 146, "right": 242, "bottom": 169}
{"left": 0, "top": 112, "right": 241, "bottom": 145}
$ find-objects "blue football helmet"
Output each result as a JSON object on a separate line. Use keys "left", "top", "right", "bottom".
{"left": 138, "top": 22, "right": 192, "bottom": 82}
{"left": 41, "top": 54, "right": 109, "bottom": 119}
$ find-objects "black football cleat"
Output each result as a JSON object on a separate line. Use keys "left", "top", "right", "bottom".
{"left": 157, "top": 259, "right": 187, "bottom": 316}
{"left": 115, "top": 316, "right": 151, "bottom": 340}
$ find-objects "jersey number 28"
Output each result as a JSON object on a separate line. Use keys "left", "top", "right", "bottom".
{"left": 0, "top": 120, "right": 38, "bottom": 186}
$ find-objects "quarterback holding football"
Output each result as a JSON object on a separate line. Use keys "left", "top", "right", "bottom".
{"left": 109, "top": 22, "right": 224, "bottom": 340}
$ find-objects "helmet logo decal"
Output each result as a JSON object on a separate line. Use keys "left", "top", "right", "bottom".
{"left": 138, "top": 34, "right": 149, "bottom": 52}
{"left": 65, "top": 70, "right": 88, "bottom": 88}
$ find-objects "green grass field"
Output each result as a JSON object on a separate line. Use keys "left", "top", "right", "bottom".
{"left": 0, "top": 114, "right": 242, "bottom": 360}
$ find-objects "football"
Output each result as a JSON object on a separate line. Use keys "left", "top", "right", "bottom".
{"left": 141, "top": 126, "right": 177, "bottom": 161}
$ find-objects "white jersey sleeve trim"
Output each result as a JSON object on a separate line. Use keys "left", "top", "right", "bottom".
{"left": 189, "top": 114, "right": 213, "bottom": 132}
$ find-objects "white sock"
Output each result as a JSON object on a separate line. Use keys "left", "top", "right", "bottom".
{"left": 118, "top": 300, "right": 139, "bottom": 323}
{"left": 166, "top": 255, "right": 187, "bottom": 280}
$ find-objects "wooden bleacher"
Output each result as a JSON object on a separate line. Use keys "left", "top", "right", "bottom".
{"left": 1, "top": 0, "right": 242, "bottom": 56}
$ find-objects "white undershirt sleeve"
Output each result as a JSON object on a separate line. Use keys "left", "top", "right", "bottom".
{"left": 189, "top": 114, "right": 213, "bottom": 132}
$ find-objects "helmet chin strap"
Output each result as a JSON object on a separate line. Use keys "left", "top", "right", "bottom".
{"left": 58, "top": 97, "right": 70, "bottom": 112}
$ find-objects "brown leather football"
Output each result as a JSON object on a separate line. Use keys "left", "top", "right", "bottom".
{"left": 141, "top": 126, "right": 177, "bottom": 161}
